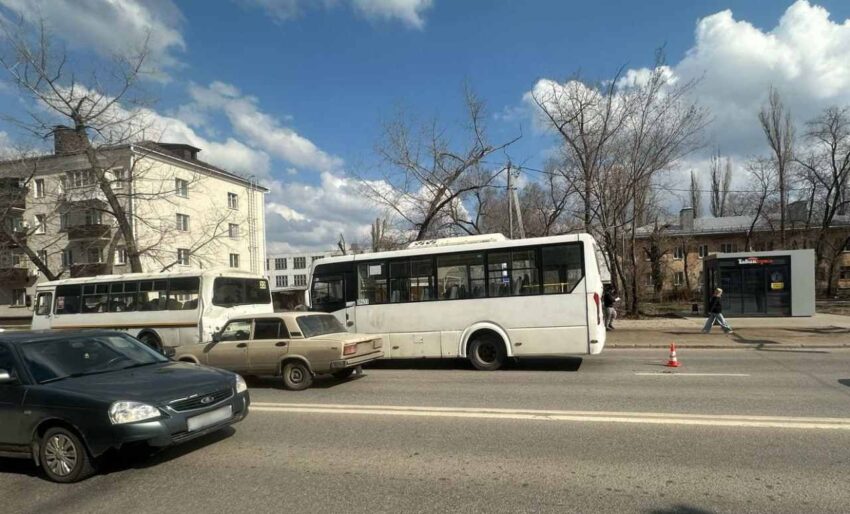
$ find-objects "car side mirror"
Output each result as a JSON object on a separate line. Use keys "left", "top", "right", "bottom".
{"left": 212, "top": 332, "right": 222, "bottom": 343}
{"left": 0, "top": 369, "right": 16, "bottom": 384}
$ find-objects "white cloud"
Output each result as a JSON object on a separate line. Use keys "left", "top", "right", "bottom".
{"left": 0, "top": 0, "right": 186, "bottom": 78}
{"left": 186, "top": 81, "right": 344, "bottom": 173}
{"left": 238, "top": 0, "right": 433, "bottom": 28}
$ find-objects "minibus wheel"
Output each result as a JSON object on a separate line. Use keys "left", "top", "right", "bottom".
{"left": 138, "top": 332, "right": 162, "bottom": 352}
{"left": 468, "top": 333, "right": 506, "bottom": 371}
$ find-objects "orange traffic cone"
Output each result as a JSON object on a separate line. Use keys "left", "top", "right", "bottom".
{"left": 666, "top": 343, "right": 681, "bottom": 368}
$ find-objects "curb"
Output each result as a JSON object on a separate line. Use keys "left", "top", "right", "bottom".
{"left": 607, "top": 343, "right": 850, "bottom": 349}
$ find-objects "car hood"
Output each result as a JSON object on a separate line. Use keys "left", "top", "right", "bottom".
{"left": 44, "top": 361, "right": 235, "bottom": 405}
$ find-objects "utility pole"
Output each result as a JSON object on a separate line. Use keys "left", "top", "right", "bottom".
{"left": 507, "top": 162, "right": 513, "bottom": 239}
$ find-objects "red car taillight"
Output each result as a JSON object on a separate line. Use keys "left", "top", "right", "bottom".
{"left": 593, "top": 292, "right": 601, "bottom": 325}
{"left": 343, "top": 344, "right": 357, "bottom": 356}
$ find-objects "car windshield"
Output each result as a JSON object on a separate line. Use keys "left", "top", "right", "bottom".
{"left": 296, "top": 314, "right": 347, "bottom": 338}
{"left": 19, "top": 335, "right": 168, "bottom": 384}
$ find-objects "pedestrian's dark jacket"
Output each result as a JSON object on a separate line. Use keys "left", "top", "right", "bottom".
{"left": 708, "top": 295, "right": 723, "bottom": 314}
{"left": 603, "top": 291, "right": 615, "bottom": 308}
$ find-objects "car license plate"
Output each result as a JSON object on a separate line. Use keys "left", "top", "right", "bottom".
{"left": 187, "top": 405, "right": 232, "bottom": 432}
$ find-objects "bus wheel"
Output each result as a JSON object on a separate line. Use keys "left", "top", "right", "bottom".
{"left": 468, "top": 334, "right": 506, "bottom": 371}
{"left": 138, "top": 333, "right": 162, "bottom": 352}
{"left": 282, "top": 361, "right": 313, "bottom": 391}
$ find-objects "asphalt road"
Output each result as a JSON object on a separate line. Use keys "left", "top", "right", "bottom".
{"left": 3, "top": 348, "right": 850, "bottom": 514}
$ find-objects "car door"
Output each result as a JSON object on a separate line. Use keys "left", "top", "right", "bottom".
{"left": 247, "top": 317, "right": 290, "bottom": 375}
{"left": 204, "top": 319, "right": 251, "bottom": 372}
{"left": 0, "top": 343, "right": 28, "bottom": 447}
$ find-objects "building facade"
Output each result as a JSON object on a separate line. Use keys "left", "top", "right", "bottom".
{"left": 265, "top": 250, "right": 338, "bottom": 310}
{"left": 0, "top": 130, "right": 268, "bottom": 322}
{"left": 634, "top": 207, "right": 850, "bottom": 299}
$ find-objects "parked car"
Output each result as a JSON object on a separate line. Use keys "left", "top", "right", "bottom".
{"left": 170, "top": 312, "right": 383, "bottom": 390}
{"left": 0, "top": 330, "right": 249, "bottom": 483}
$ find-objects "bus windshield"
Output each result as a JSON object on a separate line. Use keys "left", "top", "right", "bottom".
{"left": 213, "top": 277, "right": 271, "bottom": 307}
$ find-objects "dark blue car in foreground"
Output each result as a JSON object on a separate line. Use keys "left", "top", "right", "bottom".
{"left": 0, "top": 330, "right": 250, "bottom": 482}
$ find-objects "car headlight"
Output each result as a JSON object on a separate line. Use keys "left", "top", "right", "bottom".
{"left": 108, "top": 401, "right": 161, "bottom": 425}
{"left": 235, "top": 374, "right": 248, "bottom": 394}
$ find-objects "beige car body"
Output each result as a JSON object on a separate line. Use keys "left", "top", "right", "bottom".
{"left": 170, "top": 312, "right": 383, "bottom": 377}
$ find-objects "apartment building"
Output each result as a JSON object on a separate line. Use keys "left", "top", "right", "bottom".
{"left": 265, "top": 250, "right": 338, "bottom": 310}
{"left": 634, "top": 205, "right": 850, "bottom": 298}
{"left": 0, "top": 127, "right": 268, "bottom": 322}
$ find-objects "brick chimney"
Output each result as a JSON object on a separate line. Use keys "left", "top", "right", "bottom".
{"left": 679, "top": 207, "right": 694, "bottom": 231}
{"left": 53, "top": 125, "right": 89, "bottom": 155}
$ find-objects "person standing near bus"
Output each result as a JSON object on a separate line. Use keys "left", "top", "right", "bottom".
{"left": 603, "top": 286, "right": 618, "bottom": 331}
{"left": 703, "top": 288, "right": 733, "bottom": 334}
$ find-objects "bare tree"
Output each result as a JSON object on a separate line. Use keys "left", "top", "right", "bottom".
{"left": 360, "top": 87, "right": 519, "bottom": 242}
{"left": 709, "top": 151, "right": 732, "bottom": 217}
{"left": 796, "top": 106, "right": 850, "bottom": 295}
{"left": 758, "top": 86, "right": 795, "bottom": 246}
{"left": 743, "top": 157, "right": 776, "bottom": 251}
{"left": 689, "top": 170, "right": 701, "bottom": 218}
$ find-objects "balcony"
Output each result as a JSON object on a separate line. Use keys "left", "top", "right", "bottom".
{"left": 0, "top": 230, "right": 27, "bottom": 248}
{"left": 0, "top": 267, "right": 29, "bottom": 283}
{"left": 0, "top": 180, "right": 27, "bottom": 210}
{"left": 62, "top": 223, "right": 111, "bottom": 241}
{"left": 70, "top": 263, "right": 111, "bottom": 278}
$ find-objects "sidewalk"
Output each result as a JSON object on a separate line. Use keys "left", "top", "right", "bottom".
{"left": 606, "top": 313, "right": 850, "bottom": 348}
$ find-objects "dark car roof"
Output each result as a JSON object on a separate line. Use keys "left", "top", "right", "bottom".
{"left": 0, "top": 329, "right": 126, "bottom": 345}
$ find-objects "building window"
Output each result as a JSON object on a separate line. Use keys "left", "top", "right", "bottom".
{"left": 11, "top": 288, "right": 26, "bottom": 307}
{"left": 85, "top": 209, "right": 102, "bottom": 225}
{"left": 115, "top": 247, "right": 127, "bottom": 265}
{"left": 312, "top": 255, "right": 324, "bottom": 262}
{"left": 839, "top": 267, "right": 850, "bottom": 282}
{"left": 177, "top": 248, "right": 190, "bottom": 266}
{"left": 698, "top": 245, "right": 708, "bottom": 258}
{"left": 275, "top": 257, "right": 287, "bottom": 270}
{"left": 60, "top": 213, "right": 69, "bottom": 230}
{"left": 227, "top": 192, "right": 239, "bottom": 210}
{"left": 276, "top": 275, "right": 288, "bottom": 288}
{"left": 110, "top": 168, "right": 125, "bottom": 189}
{"left": 66, "top": 170, "right": 96, "bottom": 189}
{"left": 844, "top": 238, "right": 850, "bottom": 252}
{"left": 673, "top": 246, "right": 685, "bottom": 260}
{"left": 175, "top": 178, "right": 189, "bottom": 198}
{"left": 294, "top": 274, "right": 307, "bottom": 287}
{"left": 673, "top": 271, "right": 685, "bottom": 286}
{"left": 176, "top": 213, "right": 190, "bottom": 232}
{"left": 293, "top": 256, "right": 306, "bottom": 269}
{"left": 228, "top": 223, "right": 239, "bottom": 238}
{"left": 35, "top": 214, "right": 46, "bottom": 234}
{"left": 11, "top": 253, "right": 24, "bottom": 267}
{"left": 34, "top": 179, "right": 45, "bottom": 198}
{"left": 87, "top": 247, "right": 101, "bottom": 263}
{"left": 62, "top": 249, "right": 73, "bottom": 267}
{"left": 37, "top": 250, "right": 48, "bottom": 266}
{"left": 229, "top": 253, "right": 240, "bottom": 268}
{"left": 720, "top": 243, "right": 737, "bottom": 253}
{"left": 644, "top": 273, "right": 654, "bottom": 287}
{"left": 265, "top": 259, "right": 269, "bottom": 271}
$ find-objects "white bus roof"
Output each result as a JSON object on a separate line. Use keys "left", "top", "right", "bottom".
{"left": 317, "top": 233, "right": 594, "bottom": 265}
{"left": 35, "top": 268, "right": 265, "bottom": 288}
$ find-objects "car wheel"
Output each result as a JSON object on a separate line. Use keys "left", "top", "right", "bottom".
{"left": 39, "top": 427, "right": 95, "bottom": 483}
{"left": 138, "top": 333, "right": 162, "bottom": 352}
{"left": 331, "top": 367, "right": 357, "bottom": 379}
{"left": 469, "top": 335, "right": 506, "bottom": 371}
{"left": 282, "top": 361, "right": 313, "bottom": 391}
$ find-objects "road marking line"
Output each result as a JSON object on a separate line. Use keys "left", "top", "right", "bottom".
{"left": 634, "top": 372, "right": 751, "bottom": 377}
{"left": 250, "top": 402, "right": 850, "bottom": 430}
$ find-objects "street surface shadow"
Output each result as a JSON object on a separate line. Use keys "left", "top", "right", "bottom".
{"left": 783, "top": 326, "right": 850, "bottom": 335}
{"left": 0, "top": 427, "right": 236, "bottom": 481}
{"left": 729, "top": 333, "right": 780, "bottom": 345}
{"left": 646, "top": 505, "right": 717, "bottom": 514}
{"left": 756, "top": 347, "right": 830, "bottom": 354}
{"left": 839, "top": 379, "right": 850, "bottom": 388}
{"left": 366, "top": 357, "right": 583, "bottom": 372}
{"left": 245, "top": 374, "right": 365, "bottom": 390}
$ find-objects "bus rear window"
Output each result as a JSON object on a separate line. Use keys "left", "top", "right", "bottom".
{"left": 213, "top": 277, "right": 271, "bottom": 307}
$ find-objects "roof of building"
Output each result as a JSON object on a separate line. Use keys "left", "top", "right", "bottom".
{"left": 636, "top": 213, "right": 850, "bottom": 238}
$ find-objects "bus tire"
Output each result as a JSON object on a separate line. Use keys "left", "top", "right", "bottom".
{"left": 138, "top": 332, "right": 162, "bottom": 352}
{"left": 468, "top": 333, "right": 507, "bottom": 371}
{"left": 282, "top": 361, "right": 313, "bottom": 391}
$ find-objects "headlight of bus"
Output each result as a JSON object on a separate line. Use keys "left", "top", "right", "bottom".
{"left": 235, "top": 374, "right": 248, "bottom": 394}
{"left": 109, "top": 401, "right": 161, "bottom": 424}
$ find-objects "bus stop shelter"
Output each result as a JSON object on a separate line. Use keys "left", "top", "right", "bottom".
{"left": 702, "top": 249, "right": 815, "bottom": 317}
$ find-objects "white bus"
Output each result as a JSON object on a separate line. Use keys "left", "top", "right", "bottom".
{"left": 30, "top": 269, "right": 273, "bottom": 350}
{"left": 309, "top": 233, "right": 606, "bottom": 370}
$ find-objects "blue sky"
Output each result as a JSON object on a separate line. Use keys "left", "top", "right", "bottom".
{"left": 2, "top": 0, "right": 850, "bottom": 251}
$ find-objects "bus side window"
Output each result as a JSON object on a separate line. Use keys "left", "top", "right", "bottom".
{"left": 542, "top": 244, "right": 584, "bottom": 294}
{"left": 55, "top": 285, "right": 81, "bottom": 314}
{"left": 169, "top": 277, "right": 200, "bottom": 310}
{"left": 35, "top": 292, "right": 53, "bottom": 316}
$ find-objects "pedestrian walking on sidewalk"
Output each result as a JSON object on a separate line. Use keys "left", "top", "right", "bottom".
{"left": 703, "top": 288, "right": 733, "bottom": 334}
{"left": 603, "top": 286, "right": 619, "bottom": 331}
